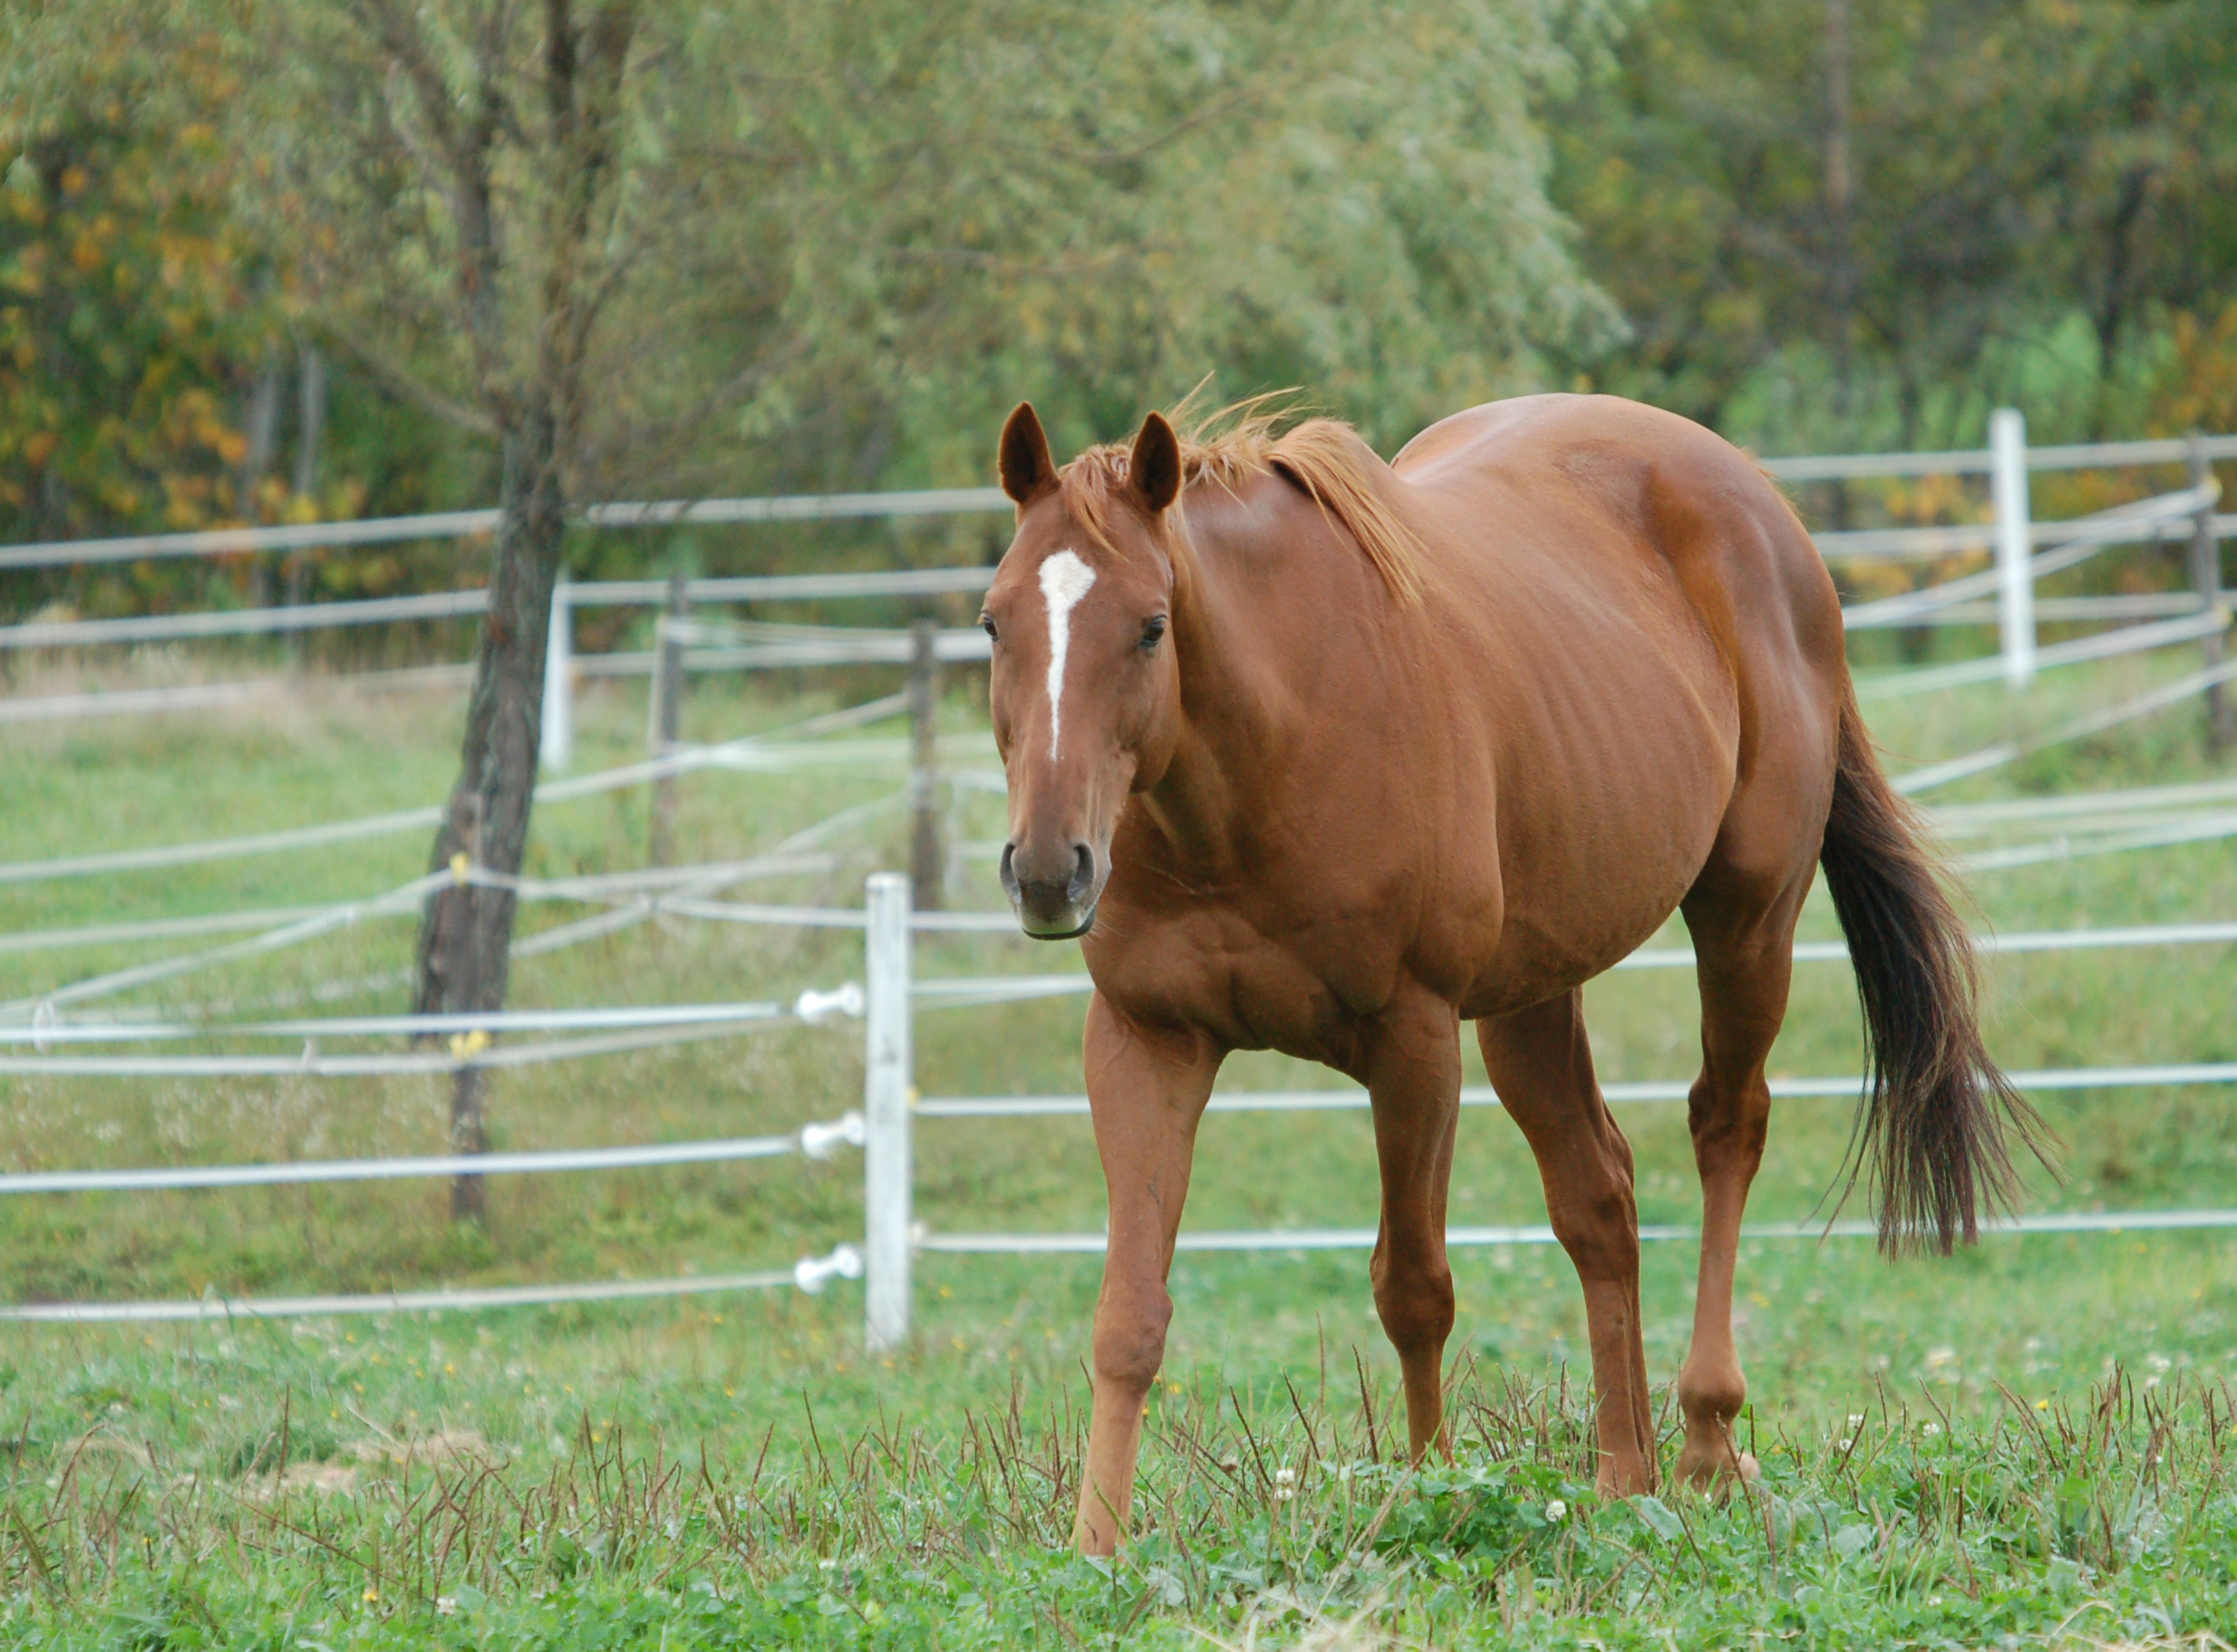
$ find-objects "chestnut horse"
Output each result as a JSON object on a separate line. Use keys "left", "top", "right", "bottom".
{"left": 980, "top": 393, "right": 2038, "bottom": 1554}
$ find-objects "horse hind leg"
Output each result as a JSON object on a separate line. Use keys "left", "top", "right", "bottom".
{"left": 1673, "top": 860, "right": 1813, "bottom": 1490}
{"left": 1477, "top": 991, "right": 1655, "bottom": 1494}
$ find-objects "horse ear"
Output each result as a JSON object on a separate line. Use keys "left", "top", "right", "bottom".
{"left": 1129, "top": 411, "right": 1182, "bottom": 514}
{"left": 999, "top": 402, "right": 1058, "bottom": 506}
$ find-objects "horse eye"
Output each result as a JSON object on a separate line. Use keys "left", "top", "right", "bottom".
{"left": 1139, "top": 615, "right": 1167, "bottom": 650}
{"left": 980, "top": 613, "right": 999, "bottom": 642}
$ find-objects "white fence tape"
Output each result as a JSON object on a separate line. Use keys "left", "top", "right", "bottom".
{"left": 0, "top": 1006, "right": 830, "bottom": 1077}
{"left": 1857, "top": 608, "right": 2229, "bottom": 701}
{"left": 1, "top": 992, "right": 859, "bottom": 1046}
{"left": 0, "top": 712, "right": 920, "bottom": 887}
{"left": 0, "top": 1245, "right": 865, "bottom": 1323}
{"left": 6, "top": 433, "right": 2227, "bottom": 575}
{"left": 910, "top": 1063, "right": 2237, "bottom": 1120}
{"left": 919, "top": 1208, "right": 2237, "bottom": 1257}
{"left": 0, "top": 856, "right": 830, "bottom": 965}
{"left": 1826, "top": 483, "right": 2219, "bottom": 570}
{"left": 0, "top": 1118, "right": 859, "bottom": 1194}
{"left": 0, "top": 478, "right": 1009, "bottom": 566}
{"left": 0, "top": 664, "right": 478, "bottom": 725}
{"left": 1962, "top": 809, "right": 2237, "bottom": 874}
{"left": 1759, "top": 431, "right": 2237, "bottom": 483}
{"left": 2, "top": 874, "right": 447, "bottom": 1017}
{"left": 1896, "top": 653, "right": 2237, "bottom": 795}
{"left": 0, "top": 589, "right": 489, "bottom": 650}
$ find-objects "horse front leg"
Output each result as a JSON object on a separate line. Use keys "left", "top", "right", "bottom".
{"left": 1365, "top": 986, "right": 1465, "bottom": 1460}
{"left": 1075, "top": 992, "right": 1222, "bottom": 1554}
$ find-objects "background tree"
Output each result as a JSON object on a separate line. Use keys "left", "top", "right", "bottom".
{"left": 1546, "top": 0, "right": 2237, "bottom": 454}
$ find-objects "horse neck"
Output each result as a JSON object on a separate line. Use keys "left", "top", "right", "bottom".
{"left": 1145, "top": 483, "right": 1393, "bottom": 865}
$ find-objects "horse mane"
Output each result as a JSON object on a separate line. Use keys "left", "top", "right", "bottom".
{"left": 1059, "top": 396, "right": 1425, "bottom": 604}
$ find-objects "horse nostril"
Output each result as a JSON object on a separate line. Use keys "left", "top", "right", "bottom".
{"left": 999, "top": 842, "right": 1019, "bottom": 899}
{"left": 1069, "top": 843, "right": 1095, "bottom": 902}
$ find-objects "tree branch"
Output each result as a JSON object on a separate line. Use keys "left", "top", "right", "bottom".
{"left": 321, "top": 319, "right": 500, "bottom": 438}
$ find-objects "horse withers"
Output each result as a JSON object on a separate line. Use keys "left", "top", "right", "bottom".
{"left": 978, "top": 393, "right": 2043, "bottom": 1555}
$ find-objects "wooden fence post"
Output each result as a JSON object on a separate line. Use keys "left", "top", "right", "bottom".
{"left": 2192, "top": 434, "right": 2232, "bottom": 752}
{"left": 649, "top": 569, "right": 687, "bottom": 866}
{"left": 908, "top": 618, "right": 944, "bottom": 910}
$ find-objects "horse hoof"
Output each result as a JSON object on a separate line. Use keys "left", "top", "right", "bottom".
{"left": 1674, "top": 1445, "right": 1758, "bottom": 1495}
{"left": 1593, "top": 1459, "right": 1658, "bottom": 1499}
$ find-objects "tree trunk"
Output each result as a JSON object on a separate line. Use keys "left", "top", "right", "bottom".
{"left": 412, "top": 395, "right": 567, "bottom": 1221}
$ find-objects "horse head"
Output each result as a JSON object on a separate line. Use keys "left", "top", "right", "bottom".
{"left": 982, "top": 402, "right": 1187, "bottom": 939}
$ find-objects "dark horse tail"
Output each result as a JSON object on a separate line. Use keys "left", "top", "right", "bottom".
{"left": 1818, "top": 689, "right": 2050, "bottom": 1253}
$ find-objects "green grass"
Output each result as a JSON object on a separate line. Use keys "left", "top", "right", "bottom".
{"left": 4, "top": 639, "right": 2237, "bottom": 1646}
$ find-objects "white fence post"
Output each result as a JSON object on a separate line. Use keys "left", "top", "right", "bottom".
{"left": 1990, "top": 407, "right": 2035, "bottom": 688}
{"left": 540, "top": 573, "right": 573, "bottom": 770}
{"left": 863, "top": 872, "right": 914, "bottom": 1352}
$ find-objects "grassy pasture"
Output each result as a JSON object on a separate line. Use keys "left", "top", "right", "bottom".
{"left": 3, "top": 637, "right": 2237, "bottom": 1647}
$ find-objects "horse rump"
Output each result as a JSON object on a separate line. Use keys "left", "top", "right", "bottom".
{"left": 1818, "top": 690, "right": 2052, "bottom": 1253}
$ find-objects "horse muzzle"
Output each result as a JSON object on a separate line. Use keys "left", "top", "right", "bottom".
{"left": 1001, "top": 839, "right": 1101, "bottom": 939}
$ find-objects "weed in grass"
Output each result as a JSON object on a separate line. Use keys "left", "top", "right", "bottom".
{"left": 5, "top": 1357, "right": 2237, "bottom": 1646}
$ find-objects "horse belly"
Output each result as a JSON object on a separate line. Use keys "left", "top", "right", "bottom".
{"left": 1455, "top": 613, "right": 1737, "bottom": 1017}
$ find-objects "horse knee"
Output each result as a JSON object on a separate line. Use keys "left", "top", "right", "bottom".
{"left": 1372, "top": 1256, "right": 1456, "bottom": 1354}
{"left": 1092, "top": 1290, "right": 1172, "bottom": 1393}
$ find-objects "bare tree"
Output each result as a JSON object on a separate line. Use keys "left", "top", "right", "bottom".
{"left": 330, "top": 0, "right": 644, "bottom": 1219}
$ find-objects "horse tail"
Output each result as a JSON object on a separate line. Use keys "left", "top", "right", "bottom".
{"left": 1818, "top": 687, "right": 2049, "bottom": 1253}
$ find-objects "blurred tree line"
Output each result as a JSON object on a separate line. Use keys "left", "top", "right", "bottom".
{"left": 5, "top": 0, "right": 2231, "bottom": 1163}
{"left": 2, "top": 0, "right": 2233, "bottom": 608}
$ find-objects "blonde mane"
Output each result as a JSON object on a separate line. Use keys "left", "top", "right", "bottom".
{"left": 1058, "top": 397, "right": 1424, "bottom": 604}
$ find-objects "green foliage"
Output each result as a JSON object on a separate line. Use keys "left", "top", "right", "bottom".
{"left": 1548, "top": 0, "right": 2237, "bottom": 453}
{"left": 0, "top": 36, "right": 276, "bottom": 545}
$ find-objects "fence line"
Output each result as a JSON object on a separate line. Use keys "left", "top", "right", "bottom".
{"left": 1, "top": 990, "right": 864, "bottom": 1047}
{"left": 0, "top": 1111, "right": 862, "bottom": 1194}
{"left": 1933, "top": 775, "right": 2237, "bottom": 825}
{"left": 0, "top": 664, "right": 477, "bottom": 725}
{"left": 1839, "top": 485, "right": 2216, "bottom": 629}
{"left": 0, "top": 589, "right": 489, "bottom": 651}
{"left": 851, "top": 869, "right": 2237, "bottom": 1346}
{"left": 1855, "top": 608, "right": 2229, "bottom": 700}
{"left": 1890, "top": 594, "right": 2208, "bottom": 627}
{"left": 909, "top": 1062, "right": 2237, "bottom": 1121}
{"left": 0, "top": 1004, "right": 825, "bottom": 1077}
{"left": 0, "top": 483, "right": 1011, "bottom": 569}
{"left": 5, "top": 431, "right": 2229, "bottom": 572}
{"left": 1962, "top": 807, "right": 2237, "bottom": 874}
{"left": 1828, "top": 483, "right": 2219, "bottom": 571}
{"left": 0, "top": 856, "right": 834, "bottom": 960}
{"left": 0, "top": 874, "right": 447, "bottom": 1017}
{"left": 918, "top": 1207, "right": 2237, "bottom": 1257}
{"left": 1759, "top": 430, "right": 2237, "bottom": 483}
{"left": 1894, "top": 654, "right": 2237, "bottom": 794}
{"left": 0, "top": 710, "right": 924, "bottom": 886}
{"left": 903, "top": 918, "right": 2237, "bottom": 1014}
{"left": 0, "top": 1245, "right": 866, "bottom": 1323}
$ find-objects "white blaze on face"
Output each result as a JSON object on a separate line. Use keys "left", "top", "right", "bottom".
{"left": 1037, "top": 548, "right": 1098, "bottom": 761}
